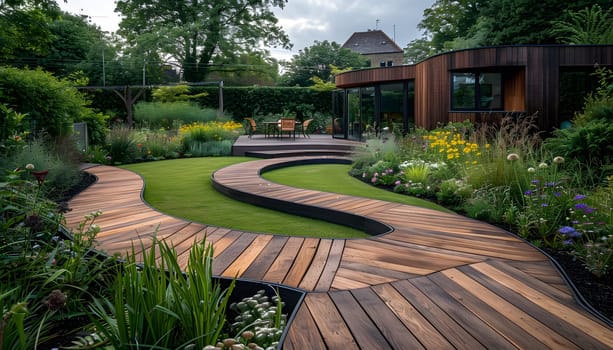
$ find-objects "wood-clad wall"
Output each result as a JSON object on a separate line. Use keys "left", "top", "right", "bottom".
{"left": 335, "top": 45, "right": 613, "bottom": 131}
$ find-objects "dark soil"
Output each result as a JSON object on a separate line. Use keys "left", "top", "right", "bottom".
{"left": 543, "top": 248, "right": 613, "bottom": 322}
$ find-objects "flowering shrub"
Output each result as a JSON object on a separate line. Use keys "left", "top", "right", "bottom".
{"left": 180, "top": 121, "right": 242, "bottom": 156}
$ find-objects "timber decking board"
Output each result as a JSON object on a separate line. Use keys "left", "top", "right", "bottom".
{"left": 65, "top": 162, "right": 613, "bottom": 349}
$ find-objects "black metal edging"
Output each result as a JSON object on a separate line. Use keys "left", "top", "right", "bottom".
{"left": 211, "top": 157, "right": 393, "bottom": 237}
{"left": 533, "top": 245, "right": 613, "bottom": 327}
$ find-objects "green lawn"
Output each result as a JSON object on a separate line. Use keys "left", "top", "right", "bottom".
{"left": 121, "top": 157, "right": 450, "bottom": 238}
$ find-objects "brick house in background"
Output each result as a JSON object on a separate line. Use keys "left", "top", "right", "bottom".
{"left": 342, "top": 30, "right": 404, "bottom": 67}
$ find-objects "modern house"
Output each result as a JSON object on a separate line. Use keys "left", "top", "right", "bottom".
{"left": 332, "top": 45, "right": 613, "bottom": 140}
{"left": 342, "top": 30, "right": 404, "bottom": 68}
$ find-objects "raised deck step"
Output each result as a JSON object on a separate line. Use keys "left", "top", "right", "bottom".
{"left": 245, "top": 148, "right": 352, "bottom": 158}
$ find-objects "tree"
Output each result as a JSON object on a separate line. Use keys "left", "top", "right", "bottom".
{"left": 551, "top": 5, "right": 613, "bottom": 45}
{"left": 0, "top": 1, "right": 60, "bottom": 62}
{"left": 280, "top": 40, "right": 368, "bottom": 87}
{"left": 479, "top": 0, "right": 611, "bottom": 45}
{"left": 114, "top": 0, "right": 291, "bottom": 82}
{"left": 207, "top": 52, "right": 280, "bottom": 86}
{"left": 416, "top": 0, "right": 482, "bottom": 53}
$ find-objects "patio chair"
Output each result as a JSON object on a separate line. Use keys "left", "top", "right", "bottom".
{"left": 301, "top": 118, "right": 314, "bottom": 138}
{"left": 279, "top": 118, "right": 296, "bottom": 139}
{"left": 244, "top": 117, "right": 257, "bottom": 138}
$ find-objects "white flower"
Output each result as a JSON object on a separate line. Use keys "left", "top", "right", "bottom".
{"left": 553, "top": 156, "right": 565, "bottom": 164}
{"left": 25, "top": 163, "right": 35, "bottom": 170}
{"left": 527, "top": 167, "right": 536, "bottom": 173}
{"left": 538, "top": 162, "right": 548, "bottom": 169}
{"left": 506, "top": 153, "right": 520, "bottom": 161}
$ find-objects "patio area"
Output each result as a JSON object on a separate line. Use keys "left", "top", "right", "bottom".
{"left": 65, "top": 156, "right": 613, "bottom": 349}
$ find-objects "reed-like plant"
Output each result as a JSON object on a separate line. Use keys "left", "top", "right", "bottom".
{"left": 90, "top": 235, "right": 235, "bottom": 349}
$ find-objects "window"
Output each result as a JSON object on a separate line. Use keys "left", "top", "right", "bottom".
{"left": 452, "top": 72, "right": 502, "bottom": 110}
{"left": 387, "top": 61, "right": 393, "bottom": 67}
{"left": 379, "top": 61, "right": 386, "bottom": 67}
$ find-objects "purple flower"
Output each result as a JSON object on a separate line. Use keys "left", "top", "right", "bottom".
{"left": 531, "top": 179, "right": 539, "bottom": 185}
{"left": 545, "top": 182, "right": 557, "bottom": 187}
{"left": 563, "top": 239, "right": 573, "bottom": 246}
{"left": 394, "top": 180, "right": 401, "bottom": 186}
{"left": 573, "top": 194, "right": 587, "bottom": 200}
{"left": 584, "top": 208, "right": 595, "bottom": 214}
{"left": 524, "top": 190, "right": 533, "bottom": 196}
{"left": 371, "top": 177, "right": 377, "bottom": 183}
{"left": 373, "top": 172, "right": 379, "bottom": 177}
{"left": 558, "top": 226, "right": 575, "bottom": 234}
{"left": 553, "top": 192, "right": 561, "bottom": 197}
{"left": 541, "top": 203, "right": 548, "bottom": 207}
{"left": 558, "top": 226, "right": 581, "bottom": 238}
{"left": 575, "top": 203, "right": 588, "bottom": 210}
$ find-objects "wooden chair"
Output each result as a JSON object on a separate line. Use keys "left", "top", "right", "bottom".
{"left": 301, "top": 118, "right": 314, "bottom": 138}
{"left": 244, "top": 117, "right": 257, "bottom": 138}
{"left": 279, "top": 118, "right": 296, "bottom": 139}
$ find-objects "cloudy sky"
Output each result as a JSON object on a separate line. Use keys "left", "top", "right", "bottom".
{"left": 59, "top": 0, "right": 435, "bottom": 61}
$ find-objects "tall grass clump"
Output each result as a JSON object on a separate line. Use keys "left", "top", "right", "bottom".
{"left": 106, "top": 125, "right": 139, "bottom": 164}
{"left": 89, "top": 236, "right": 236, "bottom": 349}
{"left": 134, "top": 101, "right": 220, "bottom": 130}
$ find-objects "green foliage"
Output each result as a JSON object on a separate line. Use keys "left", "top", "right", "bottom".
{"left": 545, "top": 68, "right": 613, "bottom": 178}
{"left": 193, "top": 86, "right": 332, "bottom": 121}
{"left": 106, "top": 125, "right": 139, "bottom": 164}
{"left": 280, "top": 40, "right": 368, "bottom": 87}
{"left": 115, "top": 0, "right": 290, "bottom": 82}
{"left": 551, "top": 4, "right": 613, "bottom": 44}
{"left": 0, "top": 5, "right": 56, "bottom": 62}
{"left": 0, "top": 166, "right": 116, "bottom": 348}
{"left": 90, "top": 236, "right": 236, "bottom": 349}
{"left": 0, "top": 104, "right": 26, "bottom": 148}
{"left": 0, "top": 67, "right": 90, "bottom": 139}
{"left": 5, "top": 138, "right": 82, "bottom": 201}
{"left": 134, "top": 101, "right": 219, "bottom": 130}
{"left": 152, "top": 85, "right": 208, "bottom": 103}
{"left": 208, "top": 52, "right": 280, "bottom": 86}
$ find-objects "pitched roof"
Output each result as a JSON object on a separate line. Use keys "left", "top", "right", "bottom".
{"left": 342, "top": 30, "right": 403, "bottom": 55}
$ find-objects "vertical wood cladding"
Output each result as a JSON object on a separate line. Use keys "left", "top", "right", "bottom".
{"left": 336, "top": 45, "right": 613, "bottom": 131}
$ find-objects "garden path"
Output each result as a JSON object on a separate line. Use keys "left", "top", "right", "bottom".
{"left": 65, "top": 158, "right": 613, "bottom": 349}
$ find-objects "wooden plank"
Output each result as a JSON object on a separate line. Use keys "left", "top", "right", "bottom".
{"left": 241, "top": 235, "right": 289, "bottom": 280}
{"left": 213, "top": 232, "right": 257, "bottom": 276}
{"left": 429, "top": 271, "right": 549, "bottom": 349}
{"left": 304, "top": 293, "right": 359, "bottom": 349}
{"left": 299, "top": 239, "right": 332, "bottom": 291}
{"left": 314, "top": 239, "right": 344, "bottom": 292}
{"left": 222, "top": 234, "right": 274, "bottom": 277}
{"left": 283, "top": 238, "right": 320, "bottom": 287}
{"left": 391, "top": 279, "right": 486, "bottom": 350}
{"left": 440, "top": 268, "right": 581, "bottom": 349}
{"left": 468, "top": 262, "right": 613, "bottom": 349}
{"left": 372, "top": 283, "right": 455, "bottom": 349}
{"left": 328, "top": 290, "right": 391, "bottom": 349}
{"left": 264, "top": 237, "right": 304, "bottom": 283}
{"left": 351, "top": 287, "right": 425, "bottom": 349}
{"left": 410, "top": 275, "right": 516, "bottom": 349}
{"left": 282, "top": 303, "right": 326, "bottom": 350}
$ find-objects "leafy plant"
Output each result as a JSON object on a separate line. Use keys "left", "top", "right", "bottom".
{"left": 134, "top": 101, "right": 219, "bottom": 130}
{"left": 90, "top": 236, "right": 236, "bottom": 349}
{"left": 106, "top": 125, "right": 138, "bottom": 164}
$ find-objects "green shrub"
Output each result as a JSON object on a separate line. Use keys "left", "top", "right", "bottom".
{"left": 7, "top": 138, "right": 81, "bottom": 200}
{"left": 0, "top": 67, "right": 89, "bottom": 139}
{"left": 106, "top": 125, "right": 138, "bottom": 164}
{"left": 134, "top": 101, "right": 219, "bottom": 129}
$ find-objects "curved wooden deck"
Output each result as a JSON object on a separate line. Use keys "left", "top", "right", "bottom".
{"left": 65, "top": 159, "right": 613, "bottom": 350}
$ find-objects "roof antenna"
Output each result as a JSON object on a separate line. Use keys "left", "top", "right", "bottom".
{"left": 375, "top": 19, "right": 380, "bottom": 30}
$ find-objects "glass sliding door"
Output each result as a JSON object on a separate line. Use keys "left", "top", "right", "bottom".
{"left": 332, "top": 90, "right": 345, "bottom": 138}
{"left": 360, "top": 87, "right": 376, "bottom": 139}
{"left": 347, "top": 88, "right": 360, "bottom": 140}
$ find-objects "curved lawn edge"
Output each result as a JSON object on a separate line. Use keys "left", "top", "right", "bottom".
{"left": 211, "top": 157, "right": 394, "bottom": 236}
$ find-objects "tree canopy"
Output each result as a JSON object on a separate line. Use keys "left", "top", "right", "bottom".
{"left": 406, "top": 0, "right": 612, "bottom": 62}
{"left": 114, "top": 0, "right": 291, "bottom": 82}
{"left": 280, "top": 40, "right": 368, "bottom": 87}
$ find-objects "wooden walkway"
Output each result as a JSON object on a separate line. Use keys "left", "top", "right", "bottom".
{"left": 66, "top": 158, "right": 613, "bottom": 349}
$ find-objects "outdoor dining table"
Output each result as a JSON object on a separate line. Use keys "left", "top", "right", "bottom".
{"left": 262, "top": 120, "right": 302, "bottom": 138}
